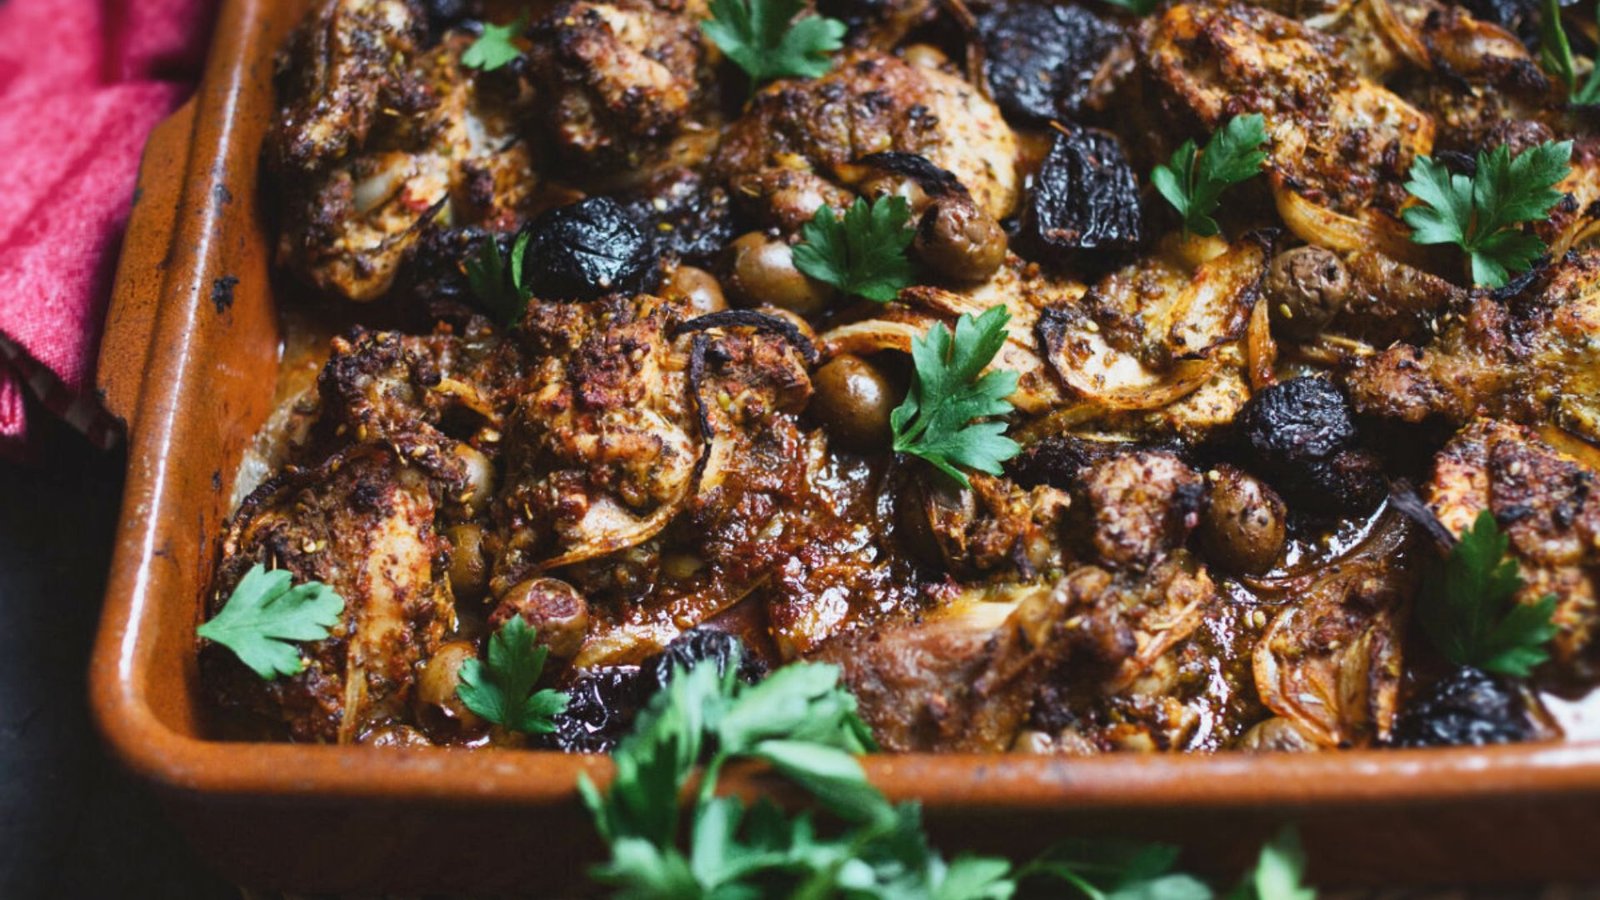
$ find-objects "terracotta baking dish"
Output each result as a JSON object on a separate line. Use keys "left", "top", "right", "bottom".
{"left": 88, "top": 0, "right": 1600, "bottom": 892}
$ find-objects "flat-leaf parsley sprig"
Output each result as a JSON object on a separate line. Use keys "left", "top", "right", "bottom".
{"left": 1402, "top": 140, "right": 1572, "bottom": 289}
{"left": 793, "top": 195, "right": 917, "bottom": 302}
{"left": 1151, "top": 113, "right": 1269, "bottom": 238}
{"left": 891, "top": 304, "right": 1021, "bottom": 488}
{"left": 701, "top": 0, "right": 847, "bottom": 85}
{"left": 456, "top": 616, "right": 570, "bottom": 734}
{"left": 466, "top": 231, "right": 534, "bottom": 325}
{"left": 1417, "top": 509, "right": 1560, "bottom": 678}
{"left": 196, "top": 563, "right": 345, "bottom": 680}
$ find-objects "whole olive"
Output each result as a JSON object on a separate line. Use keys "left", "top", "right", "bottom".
{"left": 1199, "top": 464, "right": 1288, "bottom": 574}
{"left": 724, "top": 232, "right": 835, "bottom": 315}
{"left": 519, "top": 196, "right": 658, "bottom": 301}
{"left": 491, "top": 577, "right": 591, "bottom": 659}
{"left": 446, "top": 523, "right": 488, "bottom": 601}
{"left": 914, "top": 198, "right": 1007, "bottom": 283}
{"left": 415, "top": 640, "right": 484, "bottom": 729}
{"left": 1265, "top": 246, "right": 1351, "bottom": 340}
{"left": 452, "top": 443, "right": 494, "bottom": 517}
{"left": 810, "top": 354, "right": 898, "bottom": 451}
{"left": 664, "top": 264, "right": 727, "bottom": 316}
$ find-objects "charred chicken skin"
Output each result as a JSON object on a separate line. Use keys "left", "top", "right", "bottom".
{"left": 213, "top": 0, "right": 1600, "bottom": 753}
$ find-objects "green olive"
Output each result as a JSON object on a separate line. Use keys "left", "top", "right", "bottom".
{"left": 725, "top": 232, "right": 835, "bottom": 315}
{"left": 1199, "top": 464, "right": 1288, "bottom": 575}
{"left": 914, "top": 199, "right": 1007, "bottom": 283}
{"left": 491, "top": 577, "right": 591, "bottom": 659}
{"left": 446, "top": 523, "right": 488, "bottom": 601}
{"left": 415, "top": 640, "right": 484, "bottom": 729}
{"left": 810, "top": 354, "right": 898, "bottom": 451}
{"left": 664, "top": 264, "right": 727, "bottom": 316}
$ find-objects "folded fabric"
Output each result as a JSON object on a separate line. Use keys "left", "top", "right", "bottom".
{"left": 0, "top": 0, "right": 214, "bottom": 459}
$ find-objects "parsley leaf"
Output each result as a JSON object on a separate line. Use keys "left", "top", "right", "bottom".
{"left": 1540, "top": 0, "right": 1600, "bottom": 105}
{"left": 1417, "top": 509, "right": 1561, "bottom": 677}
{"left": 196, "top": 563, "right": 345, "bottom": 680}
{"left": 1402, "top": 141, "right": 1572, "bottom": 288}
{"left": 465, "top": 232, "right": 533, "bottom": 325}
{"left": 793, "top": 196, "right": 917, "bottom": 302}
{"left": 701, "top": 0, "right": 846, "bottom": 85}
{"left": 1150, "top": 114, "right": 1269, "bottom": 238}
{"left": 456, "top": 616, "right": 570, "bottom": 733}
{"left": 891, "top": 305, "right": 1021, "bottom": 488}
{"left": 461, "top": 13, "right": 528, "bottom": 72}
{"left": 1020, "top": 839, "right": 1214, "bottom": 900}
{"left": 1228, "top": 827, "right": 1315, "bottom": 900}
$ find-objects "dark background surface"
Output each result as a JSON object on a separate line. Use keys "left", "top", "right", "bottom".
{"left": 0, "top": 406, "right": 232, "bottom": 899}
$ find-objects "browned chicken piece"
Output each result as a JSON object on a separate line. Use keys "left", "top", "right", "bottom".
{"left": 1251, "top": 510, "right": 1415, "bottom": 747}
{"left": 492, "top": 294, "right": 699, "bottom": 593}
{"left": 712, "top": 50, "right": 1020, "bottom": 226}
{"left": 1426, "top": 419, "right": 1600, "bottom": 677}
{"left": 1142, "top": 3, "right": 1433, "bottom": 261}
{"left": 821, "top": 552, "right": 1220, "bottom": 753}
{"left": 1077, "top": 450, "right": 1204, "bottom": 570}
{"left": 306, "top": 326, "right": 522, "bottom": 521}
{"left": 812, "top": 582, "right": 1063, "bottom": 752}
{"left": 205, "top": 445, "right": 454, "bottom": 743}
{"left": 1346, "top": 251, "right": 1600, "bottom": 442}
{"left": 270, "top": 1, "right": 539, "bottom": 300}
{"left": 1394, "top": 3, "right": 1555, "bottom": 152}
{"left": 526, "top": 0, "right": 715, "bottom": 175}
{"left": 902, "top": 471, "right": 1072, "bottom": 578}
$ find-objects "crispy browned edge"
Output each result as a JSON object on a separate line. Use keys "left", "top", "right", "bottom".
{"left": 86, "top": 0, "right": 1600, "bottom": 890}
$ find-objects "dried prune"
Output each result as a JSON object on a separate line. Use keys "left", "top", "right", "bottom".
{"left": 644, "top": 628, "right": 766, "bottom": 691}
{"left": 422, "top": 0, "right": 481, "bottom": 39}
{"left": 1236, "top": 377, "right": 1384, "bottom": 513}
{"left": 613, "top": 169, "right": 735, "bottom": 266}
{"left": 400, "top": 224, "right": 494, "bottom": 315}
{"left": 1016, "top": 128, "right": 1143, "bottom": 269}
{"left": 975, "top": 1, "right": 1123, "bottom": 123}
{"left": 540, "top": 666, "right": 644, "bottom": 753}
{"left": 519, "top": 196, "right": 659, "bottom": 301}
{"left": 1392, "top": 666, "right": 1541, "bottom": 748}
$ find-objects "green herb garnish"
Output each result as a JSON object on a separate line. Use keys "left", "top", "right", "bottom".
{"left": 456, "top": 616, "right": 570, "bottom": 734}
{"left": 1402, "top": 141, "right": 1572, "bottom": 289}
{"left": 465, "top": 232, "right": 533, "bottom": 325}
{"left": 1418, "top": 510, "right": 1560, "bottom": 678}
{"left": 890, "top": 305, "right": 1020, "bottom": 488}
{"left": 1540, "top": 0, "right": 1600, "bottom": 105}
{"left": 461, "top": 13, "right": 528, "bottom": 72}
{"left": 579, "top": 649, "right": 1313, "bottom": 898}
{"left": 793, "top": 196, "right": 917, "bottom": 302}
{"left": 1151, "top": 114, "right": 1269, "bottom": 238}
{"left": 1228, "top": 827, "right": 1316, "bottom": 900}
{"left": 196, "top": 563, "right": 344, "bottom": 680}
{"left": 701, "top": 0, "right": 846, "bottom": 85}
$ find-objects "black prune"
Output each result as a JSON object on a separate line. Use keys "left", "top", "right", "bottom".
{"left": 1006, "top": 433, "right": 1188, "bottom": 490}
{"left": 613, "top": 169, "right": 735, "bottom": 266}
{"left": 520, "top": 196, "right": 659, "bottom": 301}
{"left": 1392, "top": 666, "right": 1541, "bottom": 748}
{"left": 1236, "top": 377, "right": 1384, "bottom": 514}
{"left": 643, "top": 628, "right": 766, "bottom": 692}
{"left": 1016, "top": 128, "right": 1143, "bottom": 269}
{"left": 422, "top": 0, "right": 481, "bottom": 37}
{"left": 975, "top": 1, "right": 1123, "bottom": 124}
{"left": 539, "top": 666, "right": 644, "bottom": 753}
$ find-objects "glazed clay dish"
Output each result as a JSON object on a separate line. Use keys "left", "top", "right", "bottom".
{"left": 93, "top": 0, "right": 1600, "bottom": 892}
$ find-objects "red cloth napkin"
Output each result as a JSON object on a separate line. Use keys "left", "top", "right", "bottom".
{"left": 0, "top": 0, "right": 214, "bottom": 459}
